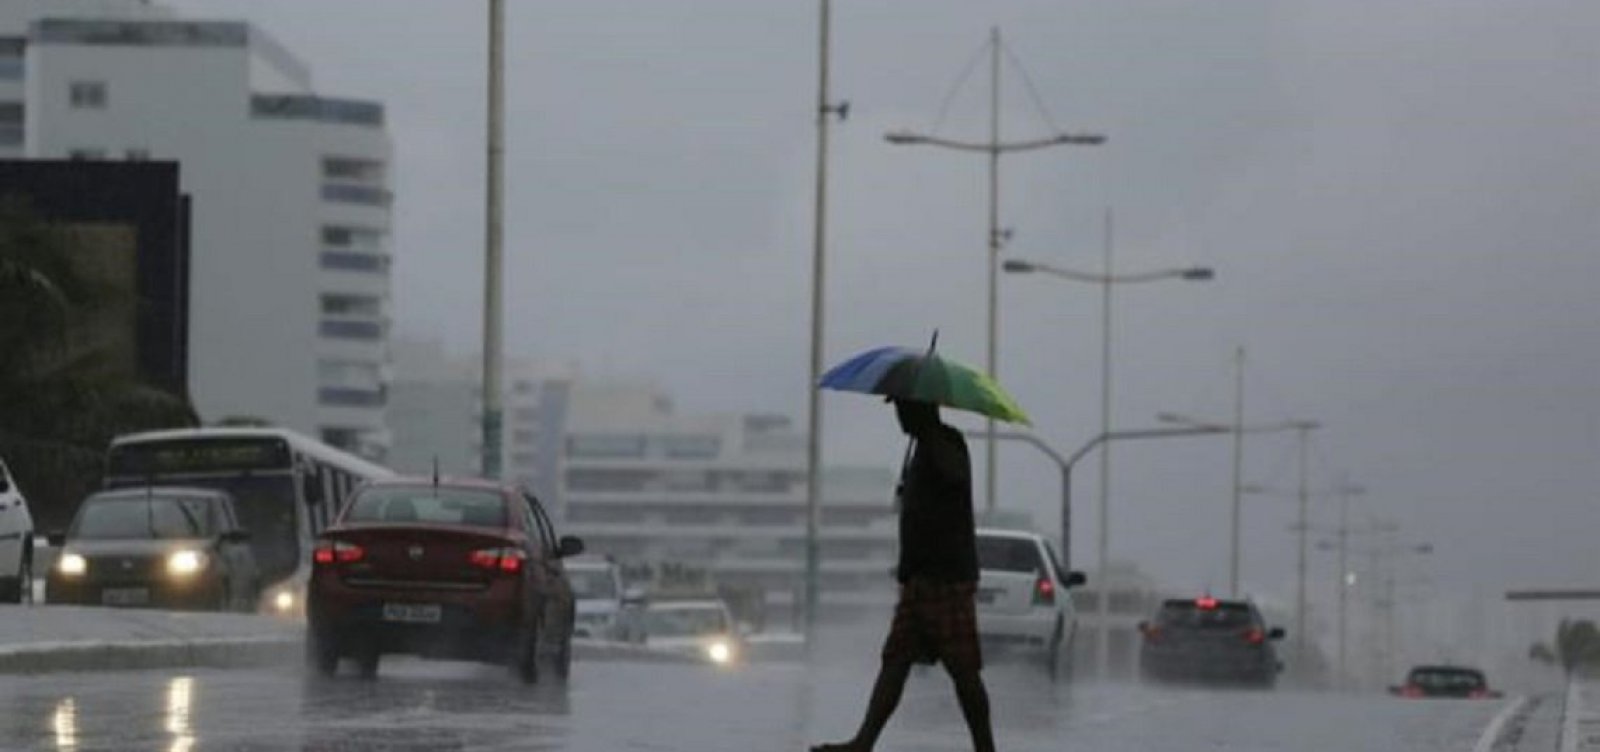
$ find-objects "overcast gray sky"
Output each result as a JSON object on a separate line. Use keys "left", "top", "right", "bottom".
{"left": 174, "top": 0, "right": 1600, "bottom": 637}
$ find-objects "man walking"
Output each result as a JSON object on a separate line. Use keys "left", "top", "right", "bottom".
{"left": 813, "top": 398, "right": 996, "bottom": 752}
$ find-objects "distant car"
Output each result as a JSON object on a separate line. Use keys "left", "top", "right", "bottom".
{"left": 1139, "top": 596, "right": 1285, "bottom": 688}
{"left": 0, "top": 457, "right": 35, "bottom": 604}
{"left": 974, "top": 528, "right": 1086, "bottom": 673}
{"left": 566, "top": 556, "right": 625, "bottom": 639}
{"left": 306, "top": 478, "right": 584, "bottom": 682}
{"left": 1391, "top": 665, "right": 1502, "bottom": 699}
{"left": 46, "top": 487, "right": 260, "bottom": 611}
{"left": 638, "top": 598, "right": 743, "bottom": 666}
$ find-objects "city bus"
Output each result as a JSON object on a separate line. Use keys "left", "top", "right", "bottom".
{"left": 103, "top": 427, "right": 394, "bottom": 616}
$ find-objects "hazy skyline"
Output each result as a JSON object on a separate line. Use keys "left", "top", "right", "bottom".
{"left": 166, "top": 0, "right": 1600, "bottom": 627}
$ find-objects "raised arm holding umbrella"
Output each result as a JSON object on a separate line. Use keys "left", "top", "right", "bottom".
{"left": 811, "top": 335, "right": 1028, "bottom": 752}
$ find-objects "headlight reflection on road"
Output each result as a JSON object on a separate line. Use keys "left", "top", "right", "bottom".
{"left": 166, "top": 676, "right": 194, "bottom": 752}
{"left": 51, "top": 697, "right": 76, "bottom": 751}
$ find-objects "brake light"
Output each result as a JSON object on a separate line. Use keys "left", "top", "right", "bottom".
{"left": 313, "top": 540, "right": 363, "bottom": 565}
{"left": 1242, "top": 627, "right": 1265, "bottom": 645}
{"left": 1033, "top": 576, "right": 1056, "bottom": 606}
{"left": 469, "top": 547, "right": 525, "bottom": 574}
{"left": 1469, "top": 689, "right": 1489, "bottom": 699}
{"left": 1196, "top": 596, "right": 1218, "bottom": 609}
{"left": 1402, "top": 684, "right": 1424, "bottom": 698}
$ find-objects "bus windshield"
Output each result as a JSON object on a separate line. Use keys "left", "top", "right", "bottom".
{"left": 110, "top": 474, "right": 300, "bottom": 581}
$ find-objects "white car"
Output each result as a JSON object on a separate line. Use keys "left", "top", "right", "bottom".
{"left": 566, "top": 556, "right": 625, "bottom": 639}
{"left": 638, "top": 598, "right": 742, "bottom": 666}
{"left": 974, "top": 528, "right": 1085, "bottom": 673}
{"left": 0, "top": 457, "right": 35, "bottom": 604}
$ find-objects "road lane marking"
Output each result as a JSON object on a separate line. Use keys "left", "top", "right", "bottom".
{"left": 1474, "top": 695, "right": 1529, "bottom": 752}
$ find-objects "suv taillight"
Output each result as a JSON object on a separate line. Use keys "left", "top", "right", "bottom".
{"left": 469, "top": 547, "right": 525, "bottom": 574}
{"left": 1242, "top": 627, "right": 1266, "bottom": 645}
{"left": 1402, "top": 684, "right": 1424, "bottom": 698}
{"left": 1033, "top": 576, "right": 1056, "bottom": 606}
{"left": 313, "top": 540, "right": 363, "bottom": 565}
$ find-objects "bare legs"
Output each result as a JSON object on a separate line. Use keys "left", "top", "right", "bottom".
{"left": 811, "top": 658, "right": 994, "bottom": 752}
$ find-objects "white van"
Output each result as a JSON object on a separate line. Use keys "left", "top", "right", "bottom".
{"left": 0, "top": 457, "right": 35, "bottom": 603}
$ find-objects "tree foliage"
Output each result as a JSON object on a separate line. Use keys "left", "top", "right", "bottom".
{"left": 0, "top": 196, "right": 197, "bottom": 530}
{"left": 1529, "top": 619, "right": 1600, "bottom": 677}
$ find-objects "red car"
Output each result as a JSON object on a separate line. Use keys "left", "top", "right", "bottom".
{"left": 306, "top": 478, "right": 583, "bottom": 682}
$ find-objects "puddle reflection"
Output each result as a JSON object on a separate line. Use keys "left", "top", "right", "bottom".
{"left": 50, "top": 696, "right": 75, "bottom": 751}
{"left": 166, "top": 676, "right": 194, "bottom": 752}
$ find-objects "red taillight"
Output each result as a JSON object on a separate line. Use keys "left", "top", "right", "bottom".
{"left": 1402, "top": 685, "right": 1424, "bottom": 698}
{"left": 1242, "top": 627, "right": 1265, "bottom": 644}
{"left": 1196, "top": 596, "right": 1218, "bottom": 609}
{"left": 1033, "top": 576, "right": 1056, "bottom": 606}
{"left": 1469, "top": 689, "right": 1489, "bottom": 699}
{"left": 313, "top": 540, "right": 363, "bottom": 565}
{"left": 469, "top": 547, "right": 525, "bottom": 574}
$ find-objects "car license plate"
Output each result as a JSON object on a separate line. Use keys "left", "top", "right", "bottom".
{"left": 976, "top": 588, "right": 1000, "bottom": 605}
{"left": 382, "top": 603, "right": 442, "bottom": 624}
{"left": 102, "top": 588, "right": 149, "bottom": 606}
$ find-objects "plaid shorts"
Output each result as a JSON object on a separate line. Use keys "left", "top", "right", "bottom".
{"left": 881, "top": 580, "right": 982, "bottom": 671}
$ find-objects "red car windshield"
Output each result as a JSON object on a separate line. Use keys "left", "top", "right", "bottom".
{"left": 344, "top": 487, "right": 508, "bottom": 529}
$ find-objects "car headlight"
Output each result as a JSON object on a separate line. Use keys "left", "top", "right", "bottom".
{"left": 273, "top": 590, "right": 295, "bottom": 612}
{"left": 166, "top": 550, "right": 206, "bottom": 576}
{"left": 706, "top": 640, "right": 733, "bottom": 665}
{"left": 57, "top": 552, "right": 87, "bottom": 576}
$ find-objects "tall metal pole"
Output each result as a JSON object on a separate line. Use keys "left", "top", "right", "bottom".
{"left": 802, "top": 0, "right": 833, "bottom": 645}
{"left": 1228, "top": 346, "right": 1245, "bottom": 595}
{"left": 1336, "top": 482, "right": 1351, "bottom": 690}
{"left": 983, "top": 26, "right": 1001, "bottom": 515}
{"left": 1094, "top": 207, "right": 1113, "bottom": 677}
{"left": 1294, "top": 423, "right": 1312, "bottom": 666}
{"left": 480, "top": 0, "right": 505, "bottom": 480}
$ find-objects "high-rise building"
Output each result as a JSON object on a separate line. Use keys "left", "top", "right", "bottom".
{"left": 1, "top": 1, "right": 395, "bottom": 459}
{"left": 560, "top": 383, "right": 899, "bottom": 626}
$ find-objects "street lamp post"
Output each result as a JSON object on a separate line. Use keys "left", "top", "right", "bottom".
{"left": 480, "top": 0, "right": 505, "bottom": 480}
{"left": 1004, "top": 242, "right": 1211, "bottom": 677}
{"left": 1158, "top": 411, "right": 1315, "bottom": 597}
{"left": 885, "top": 27, "right": 1105, "bottom": 515}
{"left": 1240, "top": 420, "right": 1323, "bottom": 668}
{"left": 803, "top": 0, "right": 849, "bottom": 647}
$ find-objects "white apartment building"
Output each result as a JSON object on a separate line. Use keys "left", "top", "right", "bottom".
{"left": 561, "top": 383, "right": 899, "bottom": 626}
{"left": 388, "top": 338, "right": 576, "bottom": 504}
{"left": 0, "top": 1, "right": 394, "bottom": 458}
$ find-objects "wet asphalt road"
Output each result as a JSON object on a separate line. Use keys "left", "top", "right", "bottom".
{"left": 0, "top": 658, "right": 1510, "bottom": 751}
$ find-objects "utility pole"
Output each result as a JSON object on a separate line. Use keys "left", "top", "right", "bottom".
{"left": 1095, "top": 207, "right": 1114, "bottom": 677}
{"left": 480, "top": 0, "right": 505, "bottom": 480}
{"left": 982, "top": 26, "right": 1002, "bottom": 518}
{"left": 884, "top": 29, "right": 1105, "bottom": 513}
{"left": 804, "top": 0, "right": 848, "bottom": 646}
{"left": 1293, "top": 422, "right": 1315, "bottom": 666}
{"left": 1228, "top": 346, "right": 1245, "bottom": 596}
{"left": 1336, "top": 483, "right": 1350, "bottom": 690}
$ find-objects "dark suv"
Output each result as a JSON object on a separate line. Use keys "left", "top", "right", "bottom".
{"left": 1138, "top": 597, "right": 1285, "bottom": 687}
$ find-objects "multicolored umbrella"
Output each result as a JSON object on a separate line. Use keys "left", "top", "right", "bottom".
{"left": 819, "top": 344, "right": 1031, "bottom": 425}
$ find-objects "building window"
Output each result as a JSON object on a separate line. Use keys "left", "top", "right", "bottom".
{"left": 67, "top": 148, "right": 106, "bottom": 161}
{"left": 566, "top": 469, "right": 650, "bottom": 492}
{"left": 320, "top": 293, "right": 382, "bottom": 317}
{"left": 511, "top": 429, "right": 537, "bottom": 445}
{"left": 69, "top": 81, "right": 107, "bottom": 109}
{"left": 510, "top": 451, "right": 537, "bottom": 467}
{"left": 321, "top": 183, "right": 392, "bottom": 206}
{"left": 318, "top": 387, "right": 384, "bottom": 408}
{"left": 0, "top": 102, "right": 21, "bottom": 147}
{"left": 567, "top": 435, "right": 647, "bottom": 459}
{"left": 512, "top": 406, "right": 540, "bottom": 423}
{"left": 320, "top": 427, "right": 364, "bottom": 451}
{"left": 319, "top": 319, "right": 383, "bottom": 340}
{"left": 660, "top": 435, "right": 720, "bottom": 459}
{"left": 318, "top": 359, "right": 382, "bottom": 386}
{"left": 513, "top": 380, "right": 534, "bottom": 395}
{"left": 321, "top": 225, "right": 384, "bottom": 251}
{"left": 322, "top": 156, "right": 385, "bottom": 184}
{"left": 319, "top": 251, "right": 389, "bottom": 273}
